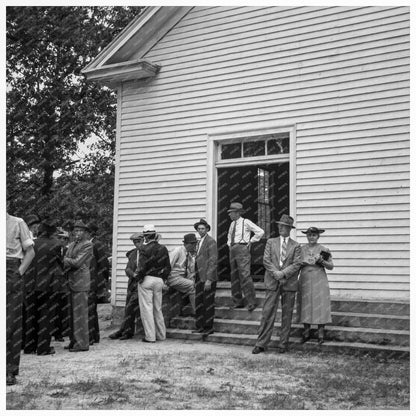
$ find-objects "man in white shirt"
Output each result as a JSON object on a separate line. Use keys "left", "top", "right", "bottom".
{"left": 167, "top": 233, "right": 197, "bottom": 316}
{"left": 227, "top": 202, "right": 264, "bottom": 312}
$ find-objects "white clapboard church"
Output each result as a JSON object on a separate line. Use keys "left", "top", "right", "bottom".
{"left": 83, "top": 6, "right": 409, "bottom": 352}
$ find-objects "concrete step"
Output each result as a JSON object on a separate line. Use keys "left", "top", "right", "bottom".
{"left": 214, "top": 306, "right": 410, "bottom": 330}
{"left": 169, "top": 316, "right": 409, "bottom": 347}
{"left": 166, "top": 328, "right": 410, "bottom": 358}
{"left": 214, "top": 287, "right": 410, "bottom": 316}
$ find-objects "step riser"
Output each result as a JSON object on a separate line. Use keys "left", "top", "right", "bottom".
{"left": 214, "top": 295, "right": 409, "bottom": 316}
{"left": 214, "top": 309, "right": 409, "bottom": 330}
{"left": 170, "top": 319, "right": 409, "bottom": 346}
{"left": 166, "top": 331, "right": 410, "bottom": 358}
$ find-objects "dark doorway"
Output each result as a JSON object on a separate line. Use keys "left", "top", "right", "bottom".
{"left": 217, "top": 163, "right": 289, "bottom": 281}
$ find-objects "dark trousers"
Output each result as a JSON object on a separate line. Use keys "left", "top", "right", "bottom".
{"left": 51, "top": 291, "right": 70, "bottom": 338}
{"left": 34, "top": 291, "right": 53, "bottom": 354}
{"left": 119, "top": 286, "right": 140, "bottom": 336}
{"left": 22, "top": 289, "right": 37, "bottom": 352}
{"left": 229, "top": 244, "right": 256, "bottom": 306}
{"left": 69, "top": 290, "right": 89, "bottom": 350}
{"left": 255, "top": 288, "right": 297, "bottom": 349}
{"left": 195, "top": 279, "right": 217, "bottom": 331}
{"left": 7, "top": 259, "right": 23, "bottom": 376}
{"left": 88, "top": 292, "right": 100, "bottom": 343}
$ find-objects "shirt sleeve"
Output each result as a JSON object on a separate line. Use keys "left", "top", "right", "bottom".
{"left": 246, "top": 219, "right": 265, "bottom": 243}
{"left": 169, "top": 246, "right": 180, "bottom": 268}
{"left": 19, "top": 220, "right": 34, "bottom": 251}
{"left": 227, "top": 223, "right": 232, "bottom": 246}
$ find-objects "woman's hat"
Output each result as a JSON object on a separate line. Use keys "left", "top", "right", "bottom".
{"left": 227, "top": 202, "right": 245, "bottom": 213}
{"left": 301, "top": 227, "right": 325, "bottom": 234}
{"left": 183, "top": 233, "right": 198, "bottom": 244}
{"left": 276, "top": 214, "right": 296, "bottom": 229}
{"left": 142, "top": 224, "right": 156, "bottom": 235}
{"left": 193, "top": 218, "right": 211, "bottom": 231}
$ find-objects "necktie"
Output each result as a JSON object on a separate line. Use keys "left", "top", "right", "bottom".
{"left": 281, "top": 237, "right": 287, "bottom": 262}
{"left": 231, "top": 221, "right": 236, "bottom": 245}
{"left": 184, "top": 253, "right": 188, "bottom": 278}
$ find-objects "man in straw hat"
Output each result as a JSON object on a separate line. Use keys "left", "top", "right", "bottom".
{"left": 63, "top": 220, "right": 93, "bottom": 352}
{"left": 136, "top": 225, "right": 171, "bottom": 343}
{"left": 252, "top": 214, "right": 301, "bottom": 354}
{"left": 227, "top": 202, "right": 264, "bottom": 312}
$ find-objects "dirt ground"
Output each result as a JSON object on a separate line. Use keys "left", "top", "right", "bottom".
{"left": 5, "top": 304, "right": 410, "bottom": 410}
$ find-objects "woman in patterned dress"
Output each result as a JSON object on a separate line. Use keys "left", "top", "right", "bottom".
{"left": 299, "top": 227, "right": 334, "bottom": 344}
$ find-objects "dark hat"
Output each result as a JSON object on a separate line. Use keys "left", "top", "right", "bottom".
{"left": 193, "top": 218, "right": 211, "bottom": 232}
{"left": 39, "top": 219, "right": 57, "bottom": 235}
{"left": 276, "top": 214, "right": 296, "bottom": 229}
{"left": 130, "top": 232, "right": 143, "bottom": 240}
{"left": 26, "top": 214, "right": 41, "bottom": 227}
{"left": 87, "top": 222, "right": 98, "bottom": 233}
{"left": 301, "top": 227, "right": 325, "bottom": 234}
{"left": 73, "top": 220, "right": 89, "bottom": 230}
{"left": 227, "top": 202, "right": 245, "bottom": 213}
{"left": 183, "top": 233, "right": 198, "bottom": 244}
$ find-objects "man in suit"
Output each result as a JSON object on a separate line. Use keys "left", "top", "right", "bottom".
{"left": 64, "top": 221, "right": 93, "bottom": 352}
{"left": 192, "top": 219, "right": 218, "bottom": 337}
{"left": 252, "top": 214, "right": 301, "bottom": 354}
{"left": 109, "top": 233, "right": 143, "bottom": 340}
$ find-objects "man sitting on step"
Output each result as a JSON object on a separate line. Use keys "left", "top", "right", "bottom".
{"left": 167, "top": 234, "right": 197, "bottom": 317}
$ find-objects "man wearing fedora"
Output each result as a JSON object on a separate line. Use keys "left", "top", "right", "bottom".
{"left": 168, "top": 233, "right": 198, "bottom": 316}
{"left": 109, "top": 232, "right": 143, "bottom": 340}
{"left": 64, "top": 220, "right": 93, "bottom": 352}
{"left": 252, "top": 214, "right": 301, "bottom": 354}
{"left": 192, "top": 219, "right": 218, "bottom": 337}
{"left": 136, "top": 225, "right": 171, "bottom": 343}
{"left": 227, "top": 202, "right": 264, "bottom": 312}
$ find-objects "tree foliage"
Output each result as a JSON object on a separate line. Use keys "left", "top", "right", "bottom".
{"left": 6, "top": 6, "right": 142, "bottom": 245}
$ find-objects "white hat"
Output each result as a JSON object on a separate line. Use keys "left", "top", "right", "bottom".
{"left": 142, "top": 224, "right": 156, "bottom": 235}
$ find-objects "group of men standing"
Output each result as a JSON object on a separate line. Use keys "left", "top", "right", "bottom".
{"left": 6, "top": 209, "right": 109, "bottom": 386}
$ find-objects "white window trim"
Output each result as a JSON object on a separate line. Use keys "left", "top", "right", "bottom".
{"left": 206, "top": 124, "right": 297, "bottom": 241}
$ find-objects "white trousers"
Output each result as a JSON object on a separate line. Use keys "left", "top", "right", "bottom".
{"left": 138, "top": 275, "right": 166, "bottom": 342}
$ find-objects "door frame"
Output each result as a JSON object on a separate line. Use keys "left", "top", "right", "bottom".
{"left": 206, "top": 124, "right": 297, "bottom": 240}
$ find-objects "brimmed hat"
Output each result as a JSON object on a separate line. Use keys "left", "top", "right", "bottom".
{"left": 130, "top": 232, "right": 143, "bottom": 240}
{"left": 87, "top": 222, "right": 98, "bottom": 234}
{"left": 26, "top": 214, "right": 41, "bottom": 227}
{"left": 193, "top": 218, "right": 211, "bottom": 232}
{"left": 227, "top": 202, "right": 245, "bottom": 213}
{"left": 142, "top": 224, "right": 156, "bottom": 235}
{"left": 183, "top": 233, "right": 198, "bottom": 244}
{"left": 301, "top": 227, "right": 325, "bottom": 234}
{"left": 73, "top": 220, "right": 90, "bottom": 230}
{"left": 276, "top": 214, "right": 296, "bottom": 229}
{"left": 39, "top": 219, "right": 57, "bottom": 234}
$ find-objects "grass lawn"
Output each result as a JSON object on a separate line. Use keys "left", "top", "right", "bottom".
{"left": 6, "top": 306, "right": 410, "bottom": 410}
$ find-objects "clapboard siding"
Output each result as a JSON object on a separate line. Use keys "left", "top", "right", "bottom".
{"left": 112, "top": 6, "right": 409, "bottom": 303}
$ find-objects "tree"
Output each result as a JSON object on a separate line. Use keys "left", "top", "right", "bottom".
{"left": 6, "top": 6, "right": 143, "bottom": 245}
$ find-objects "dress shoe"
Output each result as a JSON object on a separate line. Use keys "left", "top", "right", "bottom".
{"left": 247, "top": 304, "right": 258, "bottom": 312}
{"left": 37, "top": 347, "right": 55, "bottom": 356}
{"left": 252, "top": 346, "right": 265, "bottom": 354}
{"left": 69, "top": 347, "right": 89, "bottom": 352}
{"left": 54, "top": 336, "right": 65, "bottom": 342}
{"left": 119, "top": 334, "right": 133, "bottom": 340}
{"left": 6, "top": 374, "right": 16, "bottom": 386}
{"left": 64, "top": 343, "right": 74, "bottom": 350}
{"left": 277, "top": 347, "right": 287, "bottom": 353}
{"left": 202, "top": 329, "right": 214, "bottom": 336}
{"left": 231, "top": 303, "right": 245, "bottom": 309}
{"left": 301, "top": 334, "right": 311, "bottom": 343}
{"left": 318, "top": 338, "right": 324, "bottom": 345}
{"left": 142, "top": 338, "right": 156, "bottom": 343}
{"left": 191, "top": 328, "right": 205, "bottom": 333}
{"left": 23, "top": 350, "right": 36, "bottom": 355}
{"left": 94, "top": 338, "right": 100, "bottom": 344}
{"left": 109, "top": 331, "right": 122, "bottom": 340}
{"left": 89, "top": 340, "right": 95, "bottom": 346}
